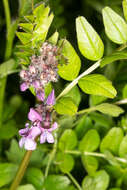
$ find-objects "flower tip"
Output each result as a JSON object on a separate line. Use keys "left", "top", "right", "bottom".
{"left": 20, "top": 82, "right": 28, "bottom": 91}
{"left": 36, "top": 90, "right": 45, "bottom": 101}
{"left": 46, "top": 89, "right": 55, "bottom": 105}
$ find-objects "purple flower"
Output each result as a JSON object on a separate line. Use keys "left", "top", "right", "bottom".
{"left": 36, "top": 90, "right": 45, "bottom": 101}
{"left": 19, "top": 126, "right": 41, "bottom": 150}
{"left": 20, "top": 82, "right": 29, "bottom": 91}
{"left": 40, "top": 122, "right": 58, "bottom": 144}
{"left": 28, "top": 108, "right": 42, "bottom": 122}
{"left": 46, "top": 89, "right": 55, "bottom": 105}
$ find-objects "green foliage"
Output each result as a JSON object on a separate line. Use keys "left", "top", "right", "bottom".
{"left": 76, "top": 16, "right": 104, "bottom": 61}
{"left": 17, "top": 184, "right": 36, "bottom": 190}
{"left": 78, "top": 74, "right": 117, "bottom": 98}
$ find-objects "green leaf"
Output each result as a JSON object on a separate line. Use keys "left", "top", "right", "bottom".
{"left": 58, "top": 39, "right": 81, "bottom": 81}
{"left": 44, "top": 175, "right": 71, "bottom": 190}
{"left": 0, "top": 120, "right": 17, "bottom": 139}
{"left": 102, "top": 7, "right": 127, "bottom": 44}
{"left": 82, "top": 170, "right": 109, "bottom": 190}
{"left": 26, "top": 168, "right": 44, "bottom": 190}
{"left": 59, "top": 129, "right": 77, "bottom": 151}
{"left": 122, "top": 84, "right": 127, "bottom": 98}
{"left": 19, "top": 0, "right": 32, "bottom": 16}
{"left": 64, "top": 85, "right": 81, "bottom": 106}
{"left": 90, "top": 95, "right": 107, "bottom": 106}
{"left": 109, "top": 188, "right": 121, "bottom": 190}
{"left": 48, "top": 31, "right": 59, "bottom": 45}
{"left": 81, "top": 155, "right": 98, "bottom": 175}
{"left": 56, "top": 153, "right": 74, "bottom": 173}
{"left": 17, "top": 184, "right": 36, "bottom": 190}
{"left": 91, "top": 103, "right": 124, "bottom": 117}
{"left": 0, "top": 59, "right": 18, "bottom": 78}
{"left": 54, "top": 97, "right": 77, "bottom": 116}
{"left": 16, "top": 32, "right": 32, "bottom": 45}
{"left": 19, "top": 23, "right": 33, "bottom": 33}
{"left": 119, "top": 135, "right": 127, "bottom": 157}
{"left": 78, "top": 74, "right": 117, "bottom": 98}
{"left": 123, "top": 0, "right": 127, "bottom": 21}
{"left": 0, "top": 163, "right": 18, "bottom": 187}
{"left": 76, "top": 16, "right": 104, "bottom": 61}
{"left": 79, "top": 129, "right": 100, "bottom": 152}
{"left": 100, "top": 52, "right": 127, "bottom": 67}
{"left": 44, "top": 83, "right": 52, "bottom": 97}
{"left": 100, "top": 127, "right": 124, "bottom": 154}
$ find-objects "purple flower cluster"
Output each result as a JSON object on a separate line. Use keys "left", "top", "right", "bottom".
{"left": 20, "top": 42, "right": 58, "bottom": 101}
{"left": 19, "top": 90, "right": 58, "bottom": 150}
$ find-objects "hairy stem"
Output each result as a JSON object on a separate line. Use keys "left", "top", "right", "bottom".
{"left": 45, "top": 134, "right": 57, "bottom": 178}
{"left": 67, "top": 172, "right": 82, "bottom": 190}
{"left": 56, "top": 60, "right": 101, "bottom": 100}
{"left": 9, "top": 150, "right": 32, "bottom": 190}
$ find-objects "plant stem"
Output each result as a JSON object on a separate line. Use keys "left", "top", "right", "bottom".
{"left": 3, "top": 0, "right": 11, "bottom": 33}
{"left": 117, "top": 43, "right": 127, "bottom": 51}
{"left": 9, "top": 150, "right": 32, "bottom": 190}
{"left": 45, "top": 134, "right": 57, "bottom": 178}
{"left": 114, "top": 98, "right": 127, "bottom": 105}
{"left": 56, "top": 60, "right": 101, "bottom": 100}
{"left": 67, "top": 172, "right": 82, "bottom": 190}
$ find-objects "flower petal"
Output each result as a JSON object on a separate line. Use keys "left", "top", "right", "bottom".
{"left": 40, "top": 132, "right": 46, "bottom": 144}
{"left": 20, "top": 82, "right": 29, "bottom": 91}
{"left": 19, "top": 137, "right": 26, "bottom": 148}
{"left": 28, "top": 108, "right": 42, "bottom": 122}
{"left": 29, "top": 127, "right": 41, "bottom": 139}
{"left": 36, "top": 90, "right": 45, "bottom": 101}
{"left": 24, "top": 138, "right": 37, "bottom": 150}
{"left": 46, "top": 131, "right": 54, "bottom": 143}
{"left": 46, "top": 89, "right": 55, "bottom": 105}
{"left": 19, "top": 128, "right": 29, "bottom": 136}
{"left": 48, "top": 122, "right": 58, "bottom": 132}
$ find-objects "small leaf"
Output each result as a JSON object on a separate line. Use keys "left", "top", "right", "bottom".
{"left": 17, "top": 184, "right": 36, "bottom": 190}
{"left": 100, "top": 51, "right": 127, "bottom": 67}
{"left": 81, "top": 155, "right": 98, "bottom": 175}
{"left": 102, "top": 7, "right": 127, "bottom": 44}
{"left": 122, "top": 84, "right": 127, "bottom": 98}
{"left": 48, "top": 31, "right": 59, "bottom": 45}
{"left": 19, "top": 23, "right": 33, "bottom": 32}
{"left": 123, "top": 0, "right": 127, "bottom": 21}
{"left": 82, "top": 170, "right": 109, "bottom": 190}
{"left": 119, "top": 135, "right": 127, "bottom": 157}
{"left": 59, "top": 129, "right": 77, "bottom": 151}
{"left": 90, "top": 95, "right": 107, "bottom": 106}
{"left": 76, "top": 16, "right": 104, "bottom": 61}
{"left": 0, "top": 163, "right": 18, "bottom": 187}
{"left": 56, "top": 153, "right": 74, "bottom": 173}
{"left": 78, "top": 74, "right": 117, "bottom": 98}
{"left": 100, "top": 127, "right": 123, "bottom": 154}
{"left": 54, "top": 97, "right": 77, "bottom": 116}
{"left": 58, "top": 39, "right": 81, "bottom": 81}
{"left": 79, "top": 129, "right": 100, "bottom": 152}
{"left": 16, "top": 32, "right": 32, "bottom": 45}
{"left": 26, "top": 168, "right": 44, "bottom": 190}
{"left": 0, "top": 59, "right": 18, "bottom": 78}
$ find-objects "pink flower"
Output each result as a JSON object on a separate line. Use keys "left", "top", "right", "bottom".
{"left": 46, "top": 89, "right": 55, "bottom": 105}
{"left": 28, "top": 108, "right": 42, "bottom": 122}
{"left": 20, "top": 82, "right": 29, "bottom": 91}
{"left": 40, "top": 122, "right": 58, "bottom": 144}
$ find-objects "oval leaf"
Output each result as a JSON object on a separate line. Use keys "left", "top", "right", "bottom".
{"left": 119, "top": 135, "right": 127, "bottom": 157}
{"left": 102, "top": 7, "right": 127, "bottom": 44}
{"left": 78, "top": 74, "right": 117, "bottom": 98}
{"left": 76, "top": 16, "right": 104, "bottom": 61}
{"left": 123, "top": 0, "right": 127, "bottom": 21}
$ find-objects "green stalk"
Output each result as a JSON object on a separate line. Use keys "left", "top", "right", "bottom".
{"left": 67, "top": 172, "right": 82, "bottom": 190}
{"left": 9, "top": 150, "right": 32, "bottom": 190}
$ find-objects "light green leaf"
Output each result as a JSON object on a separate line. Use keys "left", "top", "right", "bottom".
{"left": 100, "top": 127, "right": 123, "bottom": 154}
{"left": 90, "top": 95, "right": 107, "bottom": 106}
{"left": 19, "top": 23, "right": 33, "bottom": 33}
{"left": 58, "top": 39, "right": 81, "bottom": 81}
{"left": 78, "top": 74, "right": 117, "bottom": 98}
{"left": 122, "top": 84, "right": 127, "bottom": 98}
{"left": 76, "top": 16, "right": 104, "bottom": 61}
{"left": 102, "top": 7, "right": 127, "bottom": 44}
{"left": 119, "top": 135, "right": 127, "bottom": 157}
{"left": 79, "top": 129, "right": 100, "bottom": 152}
{"left": 16, "top": 32, "right": 32, "bottom": 45}
{"left": 123, "top": 0, "right": 127, "bottom": 21}
{"left": 26, "top": 168, "right": 44, "bottom": 190}
{"left": 100, "top": 51, "right": 127, "bottom": 67}
{"left": 0, "top": 59, "right": 19, "bottom": 78}
{"left": 19, "top": 0, "right": 32, "bottom": 16}
{"left": 56, "top": 153, "right": 74, "bottom": 173}
{"left": 44, "top": 175, "right": 71, "bottom": 190}
{"left": 48, "top": 31, "right": 59, "bottom": 45}
{"left": 0, "top": 163, "right": 18, "bottom": 187}
{"left": 82, "top": 170, "right": 109, "bottom": 190}
{"left": 59, "top": 129, "right": 77, "bottom": 151}
{"left": 64, "top": 85, "right": 81, "bottom": 106}
{"left": 17, "top": 184, "right": 36, "bottom": 190}
{"left": 54, "top": 97, "right": 77, "bottom": 116}
{"left": 81, "top": 155, "right": 98, "bottom": 175}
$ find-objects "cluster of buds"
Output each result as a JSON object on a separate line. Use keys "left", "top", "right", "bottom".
{"left": 20, "top": 42, "right": 58, "bottom": 101}
{"left": 19, "top": 42, "right": 59, "bottom": 150}
{"left": 19, "top": 90, "right": 58, "bottom": 150}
